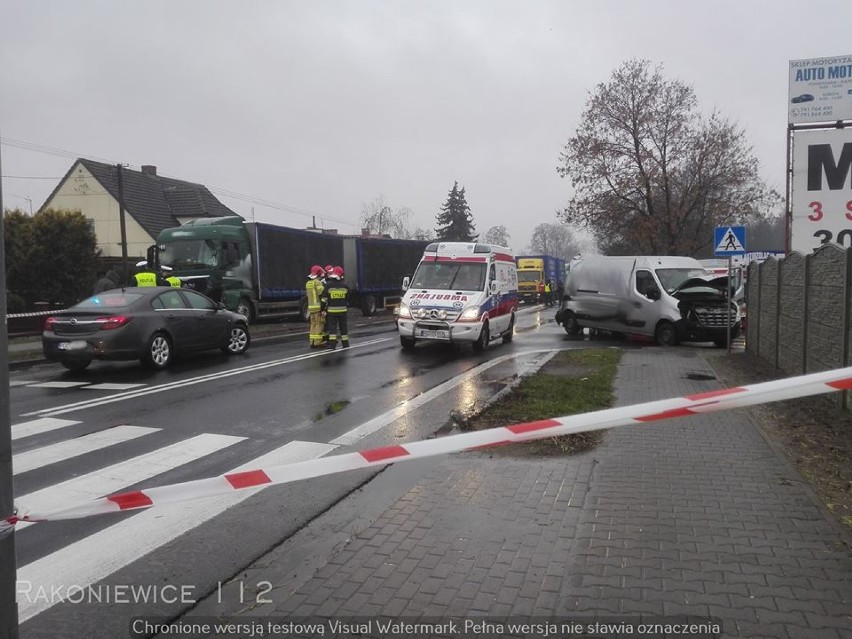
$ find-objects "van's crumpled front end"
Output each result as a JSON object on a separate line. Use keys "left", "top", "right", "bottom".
{"left": 671, "top": 276, "right": 740, "bottom": 343}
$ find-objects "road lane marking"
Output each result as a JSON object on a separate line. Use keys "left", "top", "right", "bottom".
{"left": 10, "top": 380, "right": 37, "bottom": 387}
{"left": 82, "top": 383, "right": 147, "bottom": 391}
{"left": 15, "top": 433, "right": 246, "bottom": 531}
{"left": 23, "top": 337, "right": 392, "bottom": 418}
{"left": 26, "top": 381, "right": 90, "bottom": 389}
{"left": 331, "top": 349, "right": 557, "bottom": 446}
{"left": 12, "top": 417, "right": 81, "bottom": 441}
{"left": 13, "top": 426, "right": 158, "bottom": 474}
{"left": 16, "top": 439, "right": 338, "bottom": 623}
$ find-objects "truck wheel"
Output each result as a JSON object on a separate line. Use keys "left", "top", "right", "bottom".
{"left": 361, "top": 296, "right": 377, "bottom": 317}
{"left": 502, "top": 315, "right": 515, "bottom": 343}
{"left": 472, "top": 321, "right": 490, "bottom": 352}
{"left": 562, "top": 311, "right": 582, "bottom": 336}
{"left": 655, "top": 321, "right": 679, "bottom": 347}
{"left": 235, "top": 297, "right": 254, "bottom": 323}
{"left": 400, "top": 336, "right": 416, "bottom": 350}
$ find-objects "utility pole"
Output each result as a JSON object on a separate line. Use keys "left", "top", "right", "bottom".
{"left": 0, "top": 139, "right": 21, "bottom": 638}
{"left": 116, "top": 165, "right": 129, "bottom": 285}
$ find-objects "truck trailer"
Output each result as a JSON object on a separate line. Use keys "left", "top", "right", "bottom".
{"left": 153, "top": 217, "right": 428, "bottom": 322}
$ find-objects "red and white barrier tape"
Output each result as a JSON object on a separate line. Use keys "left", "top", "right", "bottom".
{"left": 6, "top": 310, "right": 63, "bottom": 319}
{"left": 4, "top": 364, "right": 852, "bottom": 531}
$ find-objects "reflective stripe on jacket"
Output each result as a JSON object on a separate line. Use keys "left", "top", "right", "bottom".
{"left": 306, "top": 278, "right": 324, "bottom": 311}
{"left": 326, "top": 282, "right": 349, "bottom": 313}
{"left": 166, "top": 276, "right": 182, "bottom": 287}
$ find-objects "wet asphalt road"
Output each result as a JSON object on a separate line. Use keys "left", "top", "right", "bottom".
{"left": 9, "top": 305, "right": 613, "bottom": 637}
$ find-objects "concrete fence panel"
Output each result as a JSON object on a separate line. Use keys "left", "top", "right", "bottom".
{"left": 757, "top": 258, "right": 779, "bottom": 367}
{"left": 777, "top": 252, "right": 806, "bottom": 375}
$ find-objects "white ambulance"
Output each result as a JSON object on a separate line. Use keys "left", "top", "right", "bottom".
{"left": 397, "top": 242, "right": 518, "bottom": 351}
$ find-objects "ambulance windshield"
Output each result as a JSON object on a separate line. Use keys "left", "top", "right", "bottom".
{"left": 411, "top": 262, "right": 486, "bottom": 291}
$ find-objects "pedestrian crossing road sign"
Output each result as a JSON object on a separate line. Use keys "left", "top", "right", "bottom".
{"left": 714, "top": 226, "right": 746, "bottom": 256}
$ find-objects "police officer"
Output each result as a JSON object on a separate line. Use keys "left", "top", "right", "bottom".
{"left": 132, "top": 260, "right": 167, "bottom": 287}
{"left": 161, "top": 265, "right": 182, "bottom": 287}
{"left": 325, "top": 266, "right": 350, "bottom": 349}
{"left": 306, "top": 265, "right": 326, "bottom": 348}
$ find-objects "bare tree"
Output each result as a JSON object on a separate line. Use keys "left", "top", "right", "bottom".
{"left": 527, "top": 222, "right": 581, "bottom": 260}
{"left": 483, "top": 225, "right": 510, "bottom": 247}
{"left": 360, "top": 195, "right": 412, "bottom": 238}
{"left": 557, "top": 59, "right": 777, "bottom": 256}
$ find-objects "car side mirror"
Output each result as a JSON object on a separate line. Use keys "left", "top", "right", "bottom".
{"left": 402, "top": 276, "right": 410, "bottom": 291}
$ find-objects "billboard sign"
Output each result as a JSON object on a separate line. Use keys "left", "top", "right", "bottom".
{"left": 788, "top": 55, "right": 852, "bottom": 124}
{"left": 791, "top": 128, "right": 852, "bottom": 253}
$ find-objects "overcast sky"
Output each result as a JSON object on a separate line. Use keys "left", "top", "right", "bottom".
{"left": 2, "top": 0, "right": 850, "bottom": 252}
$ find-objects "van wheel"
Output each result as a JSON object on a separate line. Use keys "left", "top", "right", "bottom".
{"left": 400, "top": 336, "right": 416, "bottom": 350}
{"left": 473, "top": 321, "right": 490, "bottom": 352}
{"left": 655, "top": 321, "right": 679, "bottom": 347}
{"left": 563, "top": 311, "right": 582, "bottom": 336}
{"left": 502, "top": 315, "right": 515, "bottom": 343}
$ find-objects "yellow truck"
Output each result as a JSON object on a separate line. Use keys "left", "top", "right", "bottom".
{"left": 515, "top": 255, "right": 564, "bottom": 304}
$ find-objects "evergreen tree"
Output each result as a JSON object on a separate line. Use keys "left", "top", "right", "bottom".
{"left": 435, "top": 181, "right": 477, "bottom": 242}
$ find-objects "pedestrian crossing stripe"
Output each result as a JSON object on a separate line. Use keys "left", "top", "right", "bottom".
{"left": 15, "top": 439, "right": 337, "bottom": 623}
{"left": 714, "top": 226, "right": 746, "bottom": 254}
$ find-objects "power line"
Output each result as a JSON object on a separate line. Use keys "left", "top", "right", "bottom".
{"left": 0, "top": 175, "right": 63, "bottom": 179}
{"left": 0, "top": 136, "right": 362, "bottom": 230}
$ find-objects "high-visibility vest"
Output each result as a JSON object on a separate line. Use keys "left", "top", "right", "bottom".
{"left": 134, "top": 272, "right": 157, "bottom": 287}
{"left": 544, "top": 282, "right": 552, "bottom": 293}
{"left": 306, "top": 278, "right": 324, "bottom": 311}
{"left": 166, "top": 276, "right": 182, "bottom": 287}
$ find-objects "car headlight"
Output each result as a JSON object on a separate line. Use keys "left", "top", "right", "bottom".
{"left": 398, "top": 303, "right": 412, "bottom": 319}
{"left": 458, "top": 306, "right": 480, "bottom": 322}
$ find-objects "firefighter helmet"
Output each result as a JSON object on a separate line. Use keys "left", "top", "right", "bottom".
{"left": 309, "top": 265, "right": 324, "bottom": 279}
{"left": 331, "top": 266, "right": 344, "bottom": 280}
{"left": 324, "top": 264, "right": 334, "bottom": 276}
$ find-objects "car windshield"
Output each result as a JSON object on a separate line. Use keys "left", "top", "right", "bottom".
{"left": 654, "top": 268, "right": 708, "bottom": 294}
{"left": 411, "top": 262, "right": 486, "bottom": 291}
{"left": 159, "top": 239, "right": 219, "bottom": 269}
{"left": 77, "top": 292, "right": 143, "bottom": 309}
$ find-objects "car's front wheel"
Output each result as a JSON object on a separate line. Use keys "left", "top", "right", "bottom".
{"left": 224, "top": 324, "right": 251, "bottom": 354}
{"left": 142, "top": 332, "right": 172, "bottom": 369}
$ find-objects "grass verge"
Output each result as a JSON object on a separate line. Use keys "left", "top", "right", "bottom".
{"left": 461, "top": 348, "right": 622, "bottom": 457}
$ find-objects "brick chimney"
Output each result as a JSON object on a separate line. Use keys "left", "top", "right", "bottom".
{"left": 141, "top": 165, "right": 157, "bottom": 176}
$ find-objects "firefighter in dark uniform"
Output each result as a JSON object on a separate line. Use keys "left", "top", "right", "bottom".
{"left": 325, "top": 266, "right": 350, "bottom": 349}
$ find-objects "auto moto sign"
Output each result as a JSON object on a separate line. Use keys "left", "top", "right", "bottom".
{"left": 789, "top": 55, "right": 852, "bottom": 124}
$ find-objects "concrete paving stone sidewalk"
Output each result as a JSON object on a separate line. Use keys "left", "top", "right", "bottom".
{"left": 185, "top": 347, "right": 852, "bottom": 639}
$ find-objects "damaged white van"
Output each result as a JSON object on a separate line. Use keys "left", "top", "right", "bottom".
{"left": 555, "top": 255, "right": 741, "bottom": 347}
{"left": 397, "top": 242, "right": 518, "bottom": 351}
